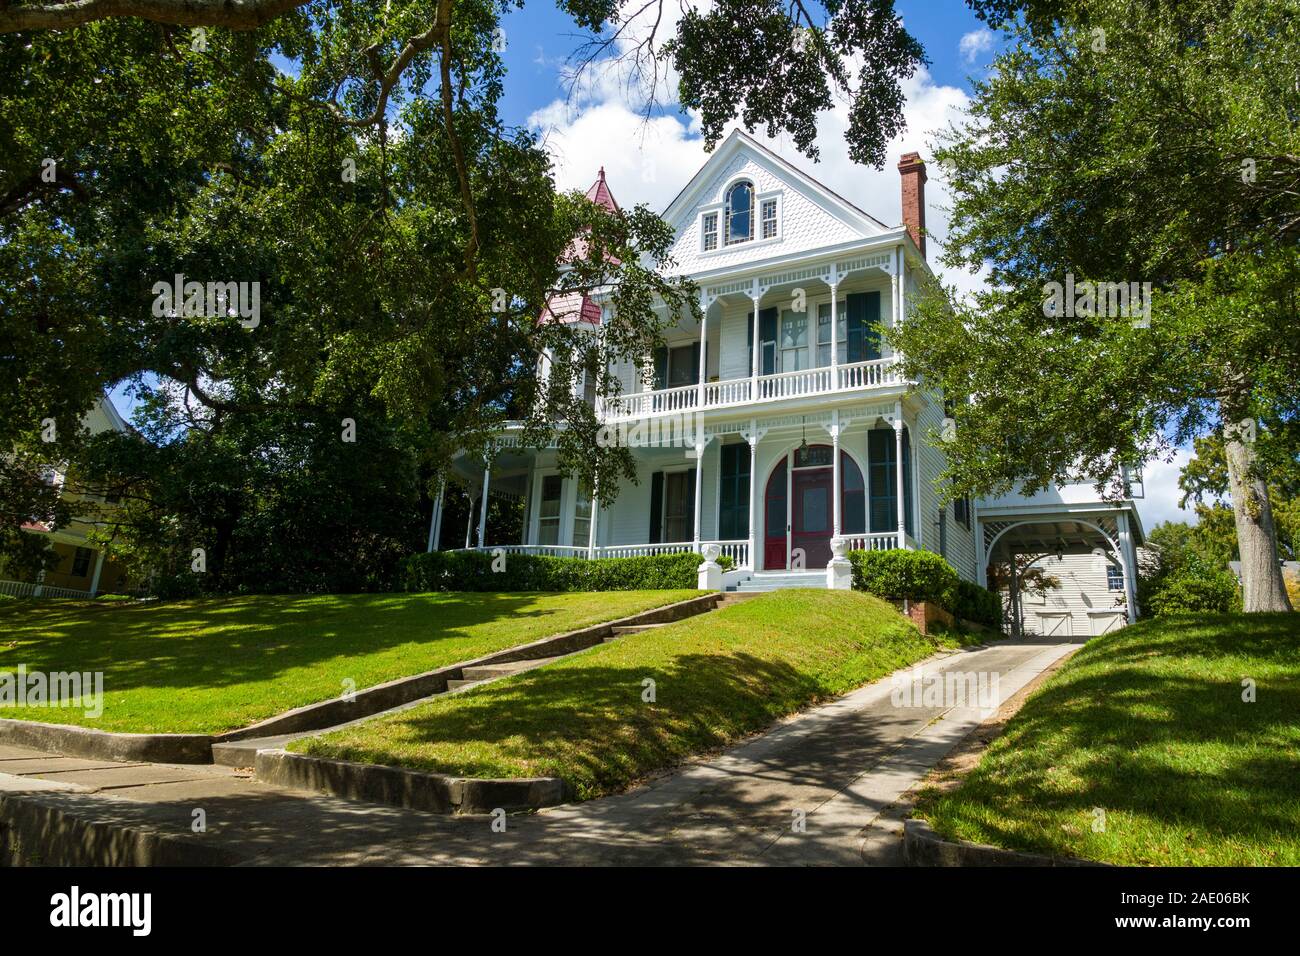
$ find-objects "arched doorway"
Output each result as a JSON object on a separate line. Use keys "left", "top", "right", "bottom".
{"left": 763, "top": 445, "right": 865, "bottom": 570}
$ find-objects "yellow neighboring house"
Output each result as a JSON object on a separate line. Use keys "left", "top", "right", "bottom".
{"left": 1, "top": 395, "right": 133, "bottom": 599}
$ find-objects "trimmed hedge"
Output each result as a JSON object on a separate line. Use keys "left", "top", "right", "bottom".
{"left": 847, "top": 548, "right": 1001, "bottom": 627}
{"left": 402, "top": 550, "right": 712, "bottom": 592}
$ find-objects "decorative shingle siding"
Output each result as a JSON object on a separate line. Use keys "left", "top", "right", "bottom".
{"left": 668, "top": 153, "right": 865, "bottom": 276}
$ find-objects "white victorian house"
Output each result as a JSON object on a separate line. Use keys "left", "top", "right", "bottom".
{"left": 434, "top": 130, "right": 1145, "bottom": 634}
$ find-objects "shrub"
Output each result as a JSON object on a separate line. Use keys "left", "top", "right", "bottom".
{"left": 401, "top": 550, "right": 710, "bottom": 592}
{"left": 847, "top": 549, "right": 1000, "bottom": 626}
{"left": 950, "top": 578, "right": 1002, "bottom": 627}
{"left": 1147, "top": 569, "right": 1242, "bottom": 616}
{"left": 848, "top": 549, "right": 958, "bottom": 606}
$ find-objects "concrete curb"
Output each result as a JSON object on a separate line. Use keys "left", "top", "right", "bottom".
{"left": 0, "top": 718, "right": 212, "bottom": 765}
{"left": 0, "top": 792, "right": 245, "bottom": 866}
{"left": 255, "top": 749, "right": 565, "bottom": 815}
{"left": 214, "top": 592, "right": 723, "bottom": 745}
{"left": 903, "top": 818, "right": 1106, "bottom": 867}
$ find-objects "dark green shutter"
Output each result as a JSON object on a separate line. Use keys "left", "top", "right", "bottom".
{"left": 719, "top": 444, "right": 751, "bottom": 539}
{"left": 902, "top": 427, "right": 914, "bottom": 537}
{"left": 846, "top": 291, "right": 882, "bottom": 363}
{"left": 868, "top": 429, "right": 894, "bottom": 533}
{"left": 652, "top": 347, "right": 667, "bottom": 390}
{"left": 649, "top": 471, "right": 663, "bottom": 543}
{"left": 691, "top": 341, "right": 701, "bottom": 386}
{"left": 760, "top": 307, "right": 778, "bottom": 375}
{"left": 686, "top": 467, "right": 697, "bottom": 541}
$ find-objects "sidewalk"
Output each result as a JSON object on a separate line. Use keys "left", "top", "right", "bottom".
{"left": 0, "top": 636, "right": 1080, "bottom": 866}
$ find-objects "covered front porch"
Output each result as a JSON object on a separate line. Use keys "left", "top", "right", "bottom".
{"left": 436, "top": 399, "right": 925, "bottom": 576}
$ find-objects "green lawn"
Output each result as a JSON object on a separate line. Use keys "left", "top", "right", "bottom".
{"left": 0, "top": 590, "right": 698, "bottom": 734}
{"left": 293, "top": 589, "right": 967, "bottom": 800}
{"left": 915, "top": 613, "right": 1300, "bottom": 866}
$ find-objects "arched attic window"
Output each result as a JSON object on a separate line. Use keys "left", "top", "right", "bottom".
{"left": 725, "top": 180, "right": 754, "bottom": 245}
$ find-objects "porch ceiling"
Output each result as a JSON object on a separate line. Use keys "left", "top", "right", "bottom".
{"left": 987, "top": 519, "right": 1116, "bottom": 559}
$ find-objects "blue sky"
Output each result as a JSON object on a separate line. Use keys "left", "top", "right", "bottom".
{"left": 494, "top": 1, "right": 999, "bottom": 132}
{"left": 111, "top": 2, "right": 1194, "bottom": 530}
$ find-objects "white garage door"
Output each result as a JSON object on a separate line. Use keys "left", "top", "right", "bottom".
{"left": 1089, "top": 612, "right": 1125, "bottom": 636}
{"left": 1036, "top": 612, "right": 1072, "bottom": 636}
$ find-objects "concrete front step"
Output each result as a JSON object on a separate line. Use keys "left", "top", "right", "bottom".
{"left": 610, "top": 623, "right": 665, "bottom": 635}
{"left": 460, "top": 656, "right": 562, "bottom": 681}
{"left": 735, "top": 573, "right": 827, "bottom": 592}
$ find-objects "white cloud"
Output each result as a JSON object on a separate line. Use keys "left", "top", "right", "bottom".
{"left": 958, "top": 28, "right": 994, "bottom": 64}
{"left": 529, "top": 62, "right": 985, "bottom": 295}
{"left": 1135, "top": 446, "right": 1202, "bottom": 531}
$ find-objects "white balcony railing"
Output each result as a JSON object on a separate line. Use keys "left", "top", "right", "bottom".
{"left": 605, "top": 358, "right": 902, "bottom": 422}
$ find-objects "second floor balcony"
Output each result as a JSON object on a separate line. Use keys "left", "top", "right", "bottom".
{"left": 601, "top": 356, "right": 905, "bottom": 421}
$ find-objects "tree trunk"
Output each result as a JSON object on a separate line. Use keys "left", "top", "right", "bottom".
{"left": 1221, "top": 408, "right": 1293, "bottom": 613}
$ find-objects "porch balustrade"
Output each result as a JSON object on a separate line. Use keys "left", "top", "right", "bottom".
{"left": 604, "top": 358, "right": 901, "bottom": 422}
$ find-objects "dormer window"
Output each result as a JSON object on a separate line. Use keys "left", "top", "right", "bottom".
{"left": 701, "top": 212, "right": 718, "bottom": 251}
{"left": 725, "top": 180, "right": 754, "bottom": 245}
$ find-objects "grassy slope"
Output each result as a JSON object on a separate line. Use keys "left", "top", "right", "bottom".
{"left": 0, "top": 590, "right": 698, "bottom": 734}
{"left": 295, "top": 589, "right": 962, "bottom": 800}
{"left": 917, "top": 613, "right": 1300, "bottom": 866}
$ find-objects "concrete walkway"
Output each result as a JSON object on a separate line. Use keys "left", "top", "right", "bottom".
{"left": 0, "top": 635, "right": 1079, "bottom": 866}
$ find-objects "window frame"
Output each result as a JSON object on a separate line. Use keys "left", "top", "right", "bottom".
{"left": 701, "top": 211, "right": 718, "bottom": 252}
{"left": 761, "top": 197, "right": 778, "bottom": 239}
{"left": 724, "top": 180, "right": 754, "bottom": 246}
{"left": 71, "top": 546, "right": 93, "bottom": 578}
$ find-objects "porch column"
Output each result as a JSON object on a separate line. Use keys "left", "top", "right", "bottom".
{"left": 829, "top": 280, "right": 839, "bottom": 385}
{"left": 747, "top": 423, "right": 759, "bottom": 570}
{"left": 750, "top": 292, "right": 762, "bottom": 400}
{"left": 464, "top": 495, "right": 475, "bottom": 548}
{"left": 426, "top": 481, "right": 445, "bottom": 553}
{"left": 477, "top": 463, "right": 491, "bottom": 548}
{"left": 897, "top": 245, "right": 906, "bottom": 326}
{"left": 830, "top": 411, "right": 842, "bottom": 538}
{"left": 588, "top": 481, "right": 600, "bottom": 559}
{"left": 894, "top": 404, "right": 906, "bottom": 549}
{"left": 89, "top": 551, "right": 105, "bottom": 597}
{"left": 698, "top": 294, "right": 709, "bottom": 410}
{"left": 1117, "top": 512, "right": 1140, "bottom": 620}
{"left": 1008, "top": 550, "right": 1022, "bottom": 638}
{"left": 693, "top": 439, "right": 706, "bottom": 553}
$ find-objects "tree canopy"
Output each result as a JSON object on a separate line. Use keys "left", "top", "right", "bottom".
{"left": 892, "top": 0, "right": 1299, "bottom": 612}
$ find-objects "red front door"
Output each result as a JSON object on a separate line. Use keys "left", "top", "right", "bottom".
{"left": 764, "top": 450, "right": 837, "bottom": 570}
{"left": 792, "top": 467, "right": 833, "bottom": 568}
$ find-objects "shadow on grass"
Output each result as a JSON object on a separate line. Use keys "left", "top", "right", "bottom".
{"left": 0, "top": 592, "right": 663, "bottom": 695}
{"left": 924, "top": 613, "right": 1300, "bottom": 863}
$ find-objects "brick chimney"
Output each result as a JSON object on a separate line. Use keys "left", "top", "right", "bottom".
{"left": 897, "top": 152, "right": 927, "bottom": 259}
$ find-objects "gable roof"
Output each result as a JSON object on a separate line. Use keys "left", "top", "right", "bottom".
{"left": 662, "top": 128, "right": 889, "bottom": 234}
